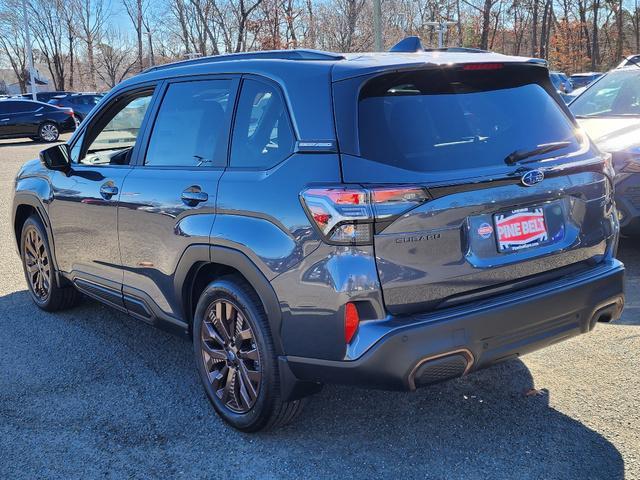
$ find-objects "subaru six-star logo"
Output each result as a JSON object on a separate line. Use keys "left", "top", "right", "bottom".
{"left": 521, "top": 169, "right": 545, "bottom": 187}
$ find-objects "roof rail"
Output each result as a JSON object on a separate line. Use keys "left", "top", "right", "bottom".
{"left": 143, "top": 49, "right": 345, "bottom": 74}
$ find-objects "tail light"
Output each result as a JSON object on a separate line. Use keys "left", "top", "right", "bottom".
{"left": 300, "top": 185, "right": 429, "bottom": 245}
{"left": 344, "top": 302, "right": 359, "bottom": 343}
{"left": 63, "top": 108, "right": 74, "bottom": 116}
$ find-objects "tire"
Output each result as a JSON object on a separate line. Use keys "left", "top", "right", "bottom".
{"left": 193, "top": 276, "right": 305, "bottom": 432}
{"left": 38, "top": 122, "right": 59, "bottom": 142}
{"left": 20, "top": 215, "right": 80, "bottom": 312}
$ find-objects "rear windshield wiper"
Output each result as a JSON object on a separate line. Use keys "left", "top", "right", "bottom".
{"left": 504, "top": 141, "right": 571, "bottom": 165}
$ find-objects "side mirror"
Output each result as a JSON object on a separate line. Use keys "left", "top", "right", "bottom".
{"left": 40, "top": 144, "right": 71, "bottom": 172}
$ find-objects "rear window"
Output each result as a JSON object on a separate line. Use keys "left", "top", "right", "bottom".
{"left": 358, "top": 69, "right": 580, "bottom": 173}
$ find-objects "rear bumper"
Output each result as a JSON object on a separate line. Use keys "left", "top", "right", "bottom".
{"left": 284, "top": 259, "right": 625, "bottom": 391}
{"left": 58, "top": 117, "right": 77, "bottom": 133}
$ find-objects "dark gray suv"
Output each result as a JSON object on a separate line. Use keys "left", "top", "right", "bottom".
{"left": 11, "top": 44, "right": 625, "bottom": 431}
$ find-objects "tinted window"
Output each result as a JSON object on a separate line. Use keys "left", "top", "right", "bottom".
{"left": 358, "top": 71, "right": 580, "bottom": 173}
{"left": 145, "top": 80, "right": 232, "bottom": 167}
{"left": 570, "top": 70, "right": 640, "bottom": 117}
{"left": 0, "top": 101, "right": 40, "bottom": 113}
{"left": 0, "top": 101, "right": 20, "bottom": 113}
{"left": 80, "top": 92, "right": 153, "bottom": 166}
{"left": 230, "top": 79, "right": 295, "bottom": 169}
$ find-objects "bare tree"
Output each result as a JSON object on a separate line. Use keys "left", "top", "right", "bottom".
{"left": 75, "top": 0, "right": 109, "bottom": 90}
{"left": 29, "top": 0, "right": 68, "bottom": 90}
{"left": 0, "top": 0, "right": 29, "bottom": 92}
{"left": 97, "top": 29, "right": 136, "bottom": 86}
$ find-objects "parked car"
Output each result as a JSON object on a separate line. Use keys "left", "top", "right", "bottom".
{"left": 48, "top": 94, "right": 104, "bottom": 121}
{"left": 0, "top": 99, "right": 76, "bottom": 142}
{"left": 616, "top": 54, "right": 640, "bottom": 69}
{"left": 570, "top": 66, "right": 640, "bottom": 235}
{"left": 570, "top": 72, "right": 603, "bottom": 89}
{"left": 11, "top": 42, "right": 625, "bottom": 432}
{"left": 20, "top": 91, "right": 75, "bottom": 103}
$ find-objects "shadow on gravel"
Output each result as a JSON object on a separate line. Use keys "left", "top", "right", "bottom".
{"left": 0, "top": 290, "right": 625, "bottom": 479}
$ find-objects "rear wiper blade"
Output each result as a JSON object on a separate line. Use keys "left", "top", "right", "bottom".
{"left": 504, "top": 141, "right": 571, "bottom": 165}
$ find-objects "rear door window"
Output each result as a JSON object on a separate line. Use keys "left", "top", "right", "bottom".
{"left": 145, "top": 79, "right": 233, "bottom": 168}
{"left": 357, "top": 69, "right": 581, "bottom": 173}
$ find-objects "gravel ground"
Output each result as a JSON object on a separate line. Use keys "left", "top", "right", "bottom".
{"left": 1, "top": 136, "right": 639, "bottom": 479}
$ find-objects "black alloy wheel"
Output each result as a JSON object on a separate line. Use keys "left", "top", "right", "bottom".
{"left": 23, "top": 225, "right": 51, "bottom": 302}
{"left": 200, "top": 299, "right": 262, "bottom": 413}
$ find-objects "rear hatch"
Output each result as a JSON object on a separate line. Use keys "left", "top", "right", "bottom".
{"left": 332, "top": 62, "right": 616, "bottom": 315}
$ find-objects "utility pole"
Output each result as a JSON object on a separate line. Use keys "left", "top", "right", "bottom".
{"left": 373, "top": 0, "right": 383, "bottom": 51}
{"left": 21, "top": 0, "right": 37, "bottom": 100}
{"left": 425, "top": 21, "right": 457, "bottom": 48}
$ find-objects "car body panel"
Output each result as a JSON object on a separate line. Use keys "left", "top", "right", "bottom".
{"left": 0, "top": 100, "right": 75, "bottom": 139}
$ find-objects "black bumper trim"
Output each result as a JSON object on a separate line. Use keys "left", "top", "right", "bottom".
{"left": 285, "top": 259, "right": 625, "bottom": 391}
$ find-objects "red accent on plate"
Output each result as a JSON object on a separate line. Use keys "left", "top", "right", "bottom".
{"left": 496, "top": 211, "right": 548, "bottom": 244}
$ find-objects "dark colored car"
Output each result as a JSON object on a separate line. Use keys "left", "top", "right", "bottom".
{"left": 550, "top": 71, "right": 573, "bottom": 93}
{"left": 0, "top": 99, "right": 76, "bottom": 142}
{"left": 570, "top": 67, "right": 640, "bottom": 235}
{"left": 48, "top": 94, "right": 104, "bottom": 121}
{"left": 20, "top": 91, "right": 75, "bottom": 103}
{"left": 11, "top": 43, "right": 625, "bottom": 432}
{"left": 570, "top": 72, "right": 604, "bottom": 89}
{"left": 616, "top": 55, "right": 640, "bottom": 69}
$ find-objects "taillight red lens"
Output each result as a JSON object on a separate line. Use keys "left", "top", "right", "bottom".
{"left": 462, "top": 63, "right": 504, "bottom": 71}
{"left": 344, "top": 302, "right": 359, "bottom": 343}
{"left": 300, "top": 185, "right": 428, "bottom": 245}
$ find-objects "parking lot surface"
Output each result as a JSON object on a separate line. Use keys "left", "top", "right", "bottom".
{"left": 1, "top": 137, "right": 639, "bottom": 479}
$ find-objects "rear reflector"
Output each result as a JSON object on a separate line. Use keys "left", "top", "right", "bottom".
{"left": 344, "top": 303, "right": 359, "bottom": 343}
{"left": 462, "top": 63, "right": 504, "bottom": 71}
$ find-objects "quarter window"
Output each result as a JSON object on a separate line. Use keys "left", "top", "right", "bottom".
{"left": 145, "top": 80, "right": 233, "bottom": 168}
{"left": 230, "top": 79, "right": 295, "bottom": 169}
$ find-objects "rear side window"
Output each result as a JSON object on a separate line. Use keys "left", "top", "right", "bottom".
{"left": 0, "top": 101, "right": 19, "bottom": 113}
{"left": 230, "top": 79, "right": 295, "bottom": 169}
{"left": 357, "top": 69, "right": 580, "bottom": 173}
{"left": 145, "top": 79, "right": 232, "bottom": 168}
{"left": 0, "top": 101, "right": 37, "bottom": 113}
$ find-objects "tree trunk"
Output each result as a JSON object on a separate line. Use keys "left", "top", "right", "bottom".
{"left": 137, "top": 0, "right": 143, "bottom": 70}
{"left": 591, "top": 0, "right": 600, "bottom": 69}
{"left": 531, "top": 0, "right": 539, "bottom": 56}
{"left": 480, "top": 0, "right": 493, "bottom": 50}
{"left": 68, "top": 35, "right": 75, "bottom": 89}
{"left": 87, "top": 38, "right": 97, "bottom": 90}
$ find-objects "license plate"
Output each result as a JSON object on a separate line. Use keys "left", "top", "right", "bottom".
{"left": 494, "top": 207, "right": 549, "bottom": 252}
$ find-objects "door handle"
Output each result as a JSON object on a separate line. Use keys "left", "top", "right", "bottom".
{"left": 181, "top": 187, "right": 208, "bottom": 206}
{"left": 100, "top": 184, "right": 119, "bottom": 199}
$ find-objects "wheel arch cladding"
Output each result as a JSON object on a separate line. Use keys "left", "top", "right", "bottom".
{"left": 182, "top": 245, "right": 284, "bottom": 355}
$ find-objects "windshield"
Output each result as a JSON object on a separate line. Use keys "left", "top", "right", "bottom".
{"left": 570, "top": 70, "right": 640, "bottom": 118}
{"left": 358, "top": 72, "right": 581, "bottom": 173}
